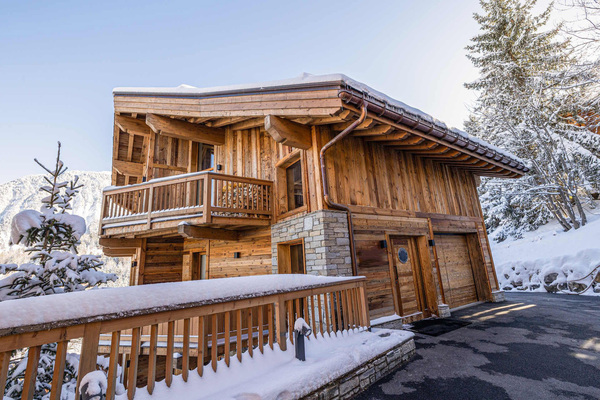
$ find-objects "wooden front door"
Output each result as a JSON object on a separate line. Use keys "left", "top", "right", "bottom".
{"left": 436, "top": 234, "right": 479, "bottom": 308}
{"left": 389, "top": 236, "right": 430, "bottom": 319}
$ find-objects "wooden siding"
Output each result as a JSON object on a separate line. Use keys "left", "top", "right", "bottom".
{"left": 321, "top": 127, "right": 482, "bottom": 217}
{"left": 207, "top": 229, "right": 272, "bottom": 279}
{"left": 216, "top": 127, "right": 293, "bottom": 181}
{"left": 142, "top": 238, "right": 184, "bottom": 284}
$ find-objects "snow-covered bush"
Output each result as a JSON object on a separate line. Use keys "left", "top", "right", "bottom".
{"left": 0, "top": 143, "right": 117, "bottom": 399}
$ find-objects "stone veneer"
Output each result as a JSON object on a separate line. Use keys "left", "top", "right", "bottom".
{"left": 271, "top": 210, "right": 353, "bottom": 277}
{"left": 302, "top": 336, "right": 416, "bottom": 400}
{"left": 491, "top": 290, "right": 506, "bottom": 302}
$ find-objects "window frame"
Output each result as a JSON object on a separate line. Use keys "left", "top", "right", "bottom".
{"left": 277, "top": 238, "right": 306, "bottom": 274}
{"left": 275, "top": 149, "right": 308, "bottom": 218}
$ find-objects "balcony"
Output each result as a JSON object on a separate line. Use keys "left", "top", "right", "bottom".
{"left": 100, "top": 171, "right": 273, "bottom": 238}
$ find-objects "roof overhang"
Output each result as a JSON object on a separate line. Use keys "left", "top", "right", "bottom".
{"left": 113, "top": 74, "right": 528, "bottom": 178}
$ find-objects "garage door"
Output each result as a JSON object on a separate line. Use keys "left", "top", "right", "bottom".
{"left": 436, "top": 234, "right": 478, "bottom": 309}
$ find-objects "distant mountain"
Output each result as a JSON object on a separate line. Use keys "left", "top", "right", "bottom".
{"left": 0, "top": 171, "right": 129, "bottom": 286}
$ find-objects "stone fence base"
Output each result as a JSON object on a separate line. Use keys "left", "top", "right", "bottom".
{"left": 302, "top": 336, "right": 416, "bottom": 400}
{"left": 491, "top": 290, "right": 506, "bottom": 303}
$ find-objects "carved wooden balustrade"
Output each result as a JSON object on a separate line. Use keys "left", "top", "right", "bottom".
{"left": 0, "top": 275, "right": 369, "bottom": 400}
{"left": 99, "top": 171, "right": 274, "bottom": 237}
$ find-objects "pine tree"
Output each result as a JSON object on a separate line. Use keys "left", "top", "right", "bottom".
{"left": 0, "top": 143, "right": 118, "bottom": 399}
{"left": 465, "top": 0, "right": 600, "bottom": 239}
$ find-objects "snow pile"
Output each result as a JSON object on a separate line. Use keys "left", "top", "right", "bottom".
{"left": 0, "top": 274, "right": 359, "bottom": 332}
{"left": 492, "top": 212, "right": 600, "bottom": 295}
{"left": 80, "top": 370, "right": 108, "bottom": 399}
{"left": 123, "top": 328, "right": 413, "bottom": 400}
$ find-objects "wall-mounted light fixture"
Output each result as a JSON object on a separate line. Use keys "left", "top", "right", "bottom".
{"left": 216, "top": 164, "right": 223, "bottom": 171}
{"left": 234, "top": 252, "right": 241, "bottom": 258}
{"left": 379, "top": 240, "right": 387, "bottom": 249}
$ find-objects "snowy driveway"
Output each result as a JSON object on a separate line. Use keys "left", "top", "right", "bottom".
{"left": 358, "top": 293, "right": 600, "bottom": 400}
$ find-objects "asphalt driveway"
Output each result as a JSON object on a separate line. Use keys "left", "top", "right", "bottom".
{"left": 357, "top": 293, "right": 600, "bottom": 400}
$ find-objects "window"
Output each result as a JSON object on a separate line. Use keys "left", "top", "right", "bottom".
{"left": 286, "top": 160, "right": 304, "bottom": 211}
{"left": 191, "top": 252, "right": 207, "bottom": 280}
{"left": 197, "top": 143, "right": 214, "bottom": 171}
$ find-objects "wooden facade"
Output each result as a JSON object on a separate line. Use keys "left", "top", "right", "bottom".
{"left": 100, "top": 74, "right": 527, "bottom": 322}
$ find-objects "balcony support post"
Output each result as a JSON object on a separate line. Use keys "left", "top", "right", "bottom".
{"left": 203, "top": 175, "right": 212, "bottom": 224}
{"left": 146, "top": 186, "right": 154, "bottom": 229}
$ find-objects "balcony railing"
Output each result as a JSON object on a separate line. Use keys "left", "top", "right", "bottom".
{"left": 100, "top": 171, "right": 273, "bottom": 236}
{"left": 0, "top": 275, "right": 369, "bottom": 400}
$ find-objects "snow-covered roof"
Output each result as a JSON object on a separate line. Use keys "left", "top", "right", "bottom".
{"left": 114, "top": 73, "right": 528, "bottom": 173}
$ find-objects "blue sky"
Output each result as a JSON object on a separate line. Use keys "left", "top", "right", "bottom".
{"left": 0, "top": 0, "right": 490, "bottom": 184}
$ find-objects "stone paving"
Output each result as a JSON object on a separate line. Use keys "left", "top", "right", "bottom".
{"left": 357, "top": 292, "right": 600, "bottom": 400}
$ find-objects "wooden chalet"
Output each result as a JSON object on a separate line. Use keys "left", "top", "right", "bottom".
{"left": 100, "top": 73, "right": 528, "bottom": 322}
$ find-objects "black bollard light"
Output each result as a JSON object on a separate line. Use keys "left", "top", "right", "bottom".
{"left": 294, "top": 318, "right": 312, "bottom": 361}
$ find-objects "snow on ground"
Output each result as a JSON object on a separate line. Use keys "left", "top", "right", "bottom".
{"left": 123, "top": 328, "right": 413, "bottom": 400}
{"left": 491, "top": 211, "right": 600, "bottom": 295}
{"left": 0, "top": 274, "right": 359, "bottom": 332}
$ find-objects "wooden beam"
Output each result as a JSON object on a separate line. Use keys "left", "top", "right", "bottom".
{"left": 421, "top": 149, "right": 462, "bottom": 160}
{"left": 99, "top": 238, "right": 143, "bottom": 248}
{"left": 113, "top": 160, "right": 144, "bottom": 177}
{"left": 264, "top": 115, "right": 311, "bottom": 150}
{"left": 363, "top": 132, "right": 410, "bottom": 142}
{"left": 332, "top": 118, "right": 376, "bottom": 132}
{"left": 353, "top": 124, "right": 395, "bottom": 137}
{"left": 145, "top": 114, "right": 225, "bottom": 145}
{"left": 178, "top": 224, "right": 240, "bottom": 241}
{"left": 207, "top": 117, "right": 247, "bottom": 128}
{"left": 230, "top": 118, "right": 264, "bottom": 131}
{"left": 100, "top": 237, "right": 141, "bottom": 257}
{"left": 300, "top": 109, "right": 355, "bottom": 125}
{"left": 115, "top": 115, "right": 151, "bottom": 136}
{"left": 393, "top": 142, "right": 439, "bottom": 151}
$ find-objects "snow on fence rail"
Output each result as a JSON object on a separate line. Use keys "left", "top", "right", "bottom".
{"left": 0, "top": 274, "right": 370, "bottom": 400}
{"left": 100, "top": 171, "right": 273, "bottom": 235}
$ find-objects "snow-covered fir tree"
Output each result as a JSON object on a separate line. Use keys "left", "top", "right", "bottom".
{"left": 0, "top": 143, "right": 117, "bottom": 399}
{"left": 465, "top": 0, "right": 600, "bottom": 240}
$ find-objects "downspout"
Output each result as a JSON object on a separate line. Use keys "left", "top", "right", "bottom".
{"left": 319, "top": 101, "right": 368, "bottom": 276}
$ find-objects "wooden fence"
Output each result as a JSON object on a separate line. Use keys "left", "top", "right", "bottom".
{"left": 100, "top": 171, "right": 273, "bottom": 233}
{"left": 0, "top": 276, "right": 369, "bottom": 400}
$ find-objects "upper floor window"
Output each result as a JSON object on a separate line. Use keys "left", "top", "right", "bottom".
{"left": 198, "top": 143, "right": 214, "bottom": 171}
{"left": 286, "top": 160, "right": 304, "bottom": 211}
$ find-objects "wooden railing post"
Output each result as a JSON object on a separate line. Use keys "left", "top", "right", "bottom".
{"left": 203, "top": 175, "right": 212, "bottom": 224}
{"left": 75, "top": 322, "right": 101, "bottom": 400}
{"left": 146, "top": 186, "right": 154, "bottom": 229}
{"left": 98, "top": 193, "right": 107, "bottom": 236}
{"left": 358, "top": 281, "right": 370, "bottom": 329}
{"left": 274, "top": 295, "right": 287, "bottom": 351}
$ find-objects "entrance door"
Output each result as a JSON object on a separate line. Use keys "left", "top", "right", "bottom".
{"left": 389, "top": 236, "right": 429, "bottom": 318}
{"left": 277, "top": 240, "right": 306, "bottom": 274}
{"left": 436, "top": 234, "right": 478, "bottom": 308}
{"left": 191, "top": 251, "right": 207, "bottom": 280}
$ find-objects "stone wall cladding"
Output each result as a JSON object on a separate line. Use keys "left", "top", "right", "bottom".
{"left": 302, "top": 336, "right": 416, "bottom": 400}
{"left": 491, "top": 290, "right": 506, "bottom": 303}
{"left": 271, "top": 210, "right": 353, "bottom": 277}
